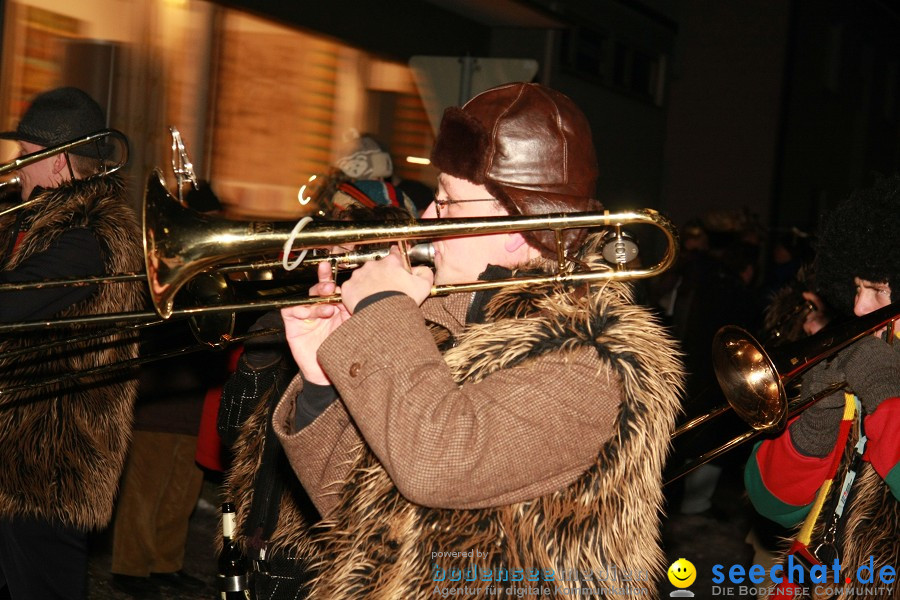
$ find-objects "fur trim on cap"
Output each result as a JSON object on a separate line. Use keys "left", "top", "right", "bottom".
{"left": 429, "top": 107, "right": 489, "bottom": 184}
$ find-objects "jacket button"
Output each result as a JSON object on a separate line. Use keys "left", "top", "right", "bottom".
{"left": 349, "top": 362, "right": 361, "bottom": 377}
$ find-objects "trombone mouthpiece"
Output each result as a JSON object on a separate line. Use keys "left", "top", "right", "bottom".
{"left": 408, "top": 242, "right": 434, "bottom": 265}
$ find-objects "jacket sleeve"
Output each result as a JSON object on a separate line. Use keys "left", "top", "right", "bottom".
{"left": 747, "top": 394, "right": 900, "bottom": 526}
{"left": 315, "top": 294, "right": 622, "bottom": 510}
{"left": 272, "top": 373, "right": 361, "bottom": 517}
{"left": 745, "top": 409, "right": 853, "bottom": 528}
{"left": 862, "top": 396, "right": 900, "bottom": 500}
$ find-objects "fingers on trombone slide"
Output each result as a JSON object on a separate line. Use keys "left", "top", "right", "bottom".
{"left": 283, "top": 262, "right": 341, "bottom": 322}
{"left": 310, "top": 261, "right": 339, "bottom": 297}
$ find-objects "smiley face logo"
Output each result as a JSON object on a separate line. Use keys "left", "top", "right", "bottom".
{"left": 667, "top": 558, "right": 696, "bottom": 588}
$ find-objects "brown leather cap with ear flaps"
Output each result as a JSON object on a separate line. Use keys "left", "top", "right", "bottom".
{"left": 430, "top": 82, "right": 600, "bottom": 257}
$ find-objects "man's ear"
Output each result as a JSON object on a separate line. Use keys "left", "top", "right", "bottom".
{"left": 51, "top": 152, "right": 69, "bottom": 175}
{"left": 504, "top": 232, "right": 528, "bottom": 253}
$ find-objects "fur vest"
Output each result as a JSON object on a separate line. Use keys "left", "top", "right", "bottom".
{"left": 304, "top": 241, "right": 685, "bottom": 600}
{"left": 224, "top": 369, "right": 321, "bottom": 599}
{"left": 0, "top": 176, "right": 144, "bottom": 529}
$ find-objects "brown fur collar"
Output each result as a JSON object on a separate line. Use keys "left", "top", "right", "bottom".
{"left": 303, "top": 235, "right": 685, "bottom": 599}
{"left": 0, "top": 175, "right": 145, "bottom": 529}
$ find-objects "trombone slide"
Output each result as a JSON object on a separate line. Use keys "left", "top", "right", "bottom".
{"left": 667, "top": 301, "right": 899, "bottom": 484}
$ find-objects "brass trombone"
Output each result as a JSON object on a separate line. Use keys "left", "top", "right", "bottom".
{"left": 0, "top": 168, "right": 680, "bottom": 346}
{"left": 666, "top": 301, "right": 898, "bottom": 484}
{"left": 713, "top": 300, "right": 897, "bottom": 431}
{"left": 143, "top": 169, "right": 680, "bottom": 319}
{"left": 0, "top": 128, "right": 129, "bottom": 216}
{"left": 0, "top": 166, "right": 680, "bottom": 375}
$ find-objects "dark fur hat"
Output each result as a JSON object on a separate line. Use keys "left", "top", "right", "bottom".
{"left": 429, "top": 107, "right": 491, "bottom": 186}
{"left": 815, "top": 173, "right": 900, "bottom": 314}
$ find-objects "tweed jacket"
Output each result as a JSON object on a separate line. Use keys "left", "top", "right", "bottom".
{"left": 0, "top": 176, "right": 144, "bottom": 529}
{"left": 273, "top": 238, "right": 685, "bottom": 599}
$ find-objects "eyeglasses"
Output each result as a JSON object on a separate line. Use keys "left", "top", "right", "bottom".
{"left": 433, "top": 197, "right": 497, "bottom": 218}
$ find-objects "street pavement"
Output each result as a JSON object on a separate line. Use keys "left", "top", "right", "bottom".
{"left": 87, "top": 479, "right": 221, "bottom": 600}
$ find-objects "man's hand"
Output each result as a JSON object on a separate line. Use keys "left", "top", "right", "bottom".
{"left": 790, "top": 335, "right": 900, "bottom": 456}
{"left": 280, "top": 261, "right": 350, "bottom": 385}
{"left": 832, "top": 335, "right": 900, "bottom": 414}
{"left": 789, "top": 359, "right": 847, "bottom": 457}
{"left": 340, "top": 246, "right": 434, "bottom": 313}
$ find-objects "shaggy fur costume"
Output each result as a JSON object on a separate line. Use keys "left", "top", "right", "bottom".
{"left": 300, "top": 235, "right": 684, "bottom": 599}
{"left": 832, "top": 462, "right": 900, "bottom": 599}
{"left": 0, "top": 176, "right": 144, "bottom": 529}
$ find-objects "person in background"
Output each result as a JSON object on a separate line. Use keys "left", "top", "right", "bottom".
{"left": 218, "top": 186, "right": 417, "bottom": 600}
{"left": 335, "top": 131, "right": 435, "bottom": 214}
{"left": 0, "top": 87, "right": 144, "bottom": 600}
{"left": 745, "top": 174, "right": 900, "bottom": 598}
{"left": 273, "top": 82, "right": 685, "bottom": 598}
{"left": 109, "top": 325, "right": 225, "bottom": 597}
{"left": 325, "top": 131, "right": 419, "bottom": 215}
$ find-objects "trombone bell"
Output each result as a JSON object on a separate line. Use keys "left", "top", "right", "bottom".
{"left": 670, "top": 302, "right": 898, "bottom": 484}
{"left": 712, "top": 300, "right": 900, "bottom": 434}
{"left": 712, "top": 326, "right": 785, "bottom": 431}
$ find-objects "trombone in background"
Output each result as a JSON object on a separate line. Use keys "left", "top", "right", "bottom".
{"left": 667, "top": 300, "right": 898, "bottom": 484}
{"left": 0, "top": 128, "right": 129, "bottom": 217}
{"left": 714, "top": 300, "right": 896, "bottom": 431}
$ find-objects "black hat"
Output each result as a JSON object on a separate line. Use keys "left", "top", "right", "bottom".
{"left": 0, "top": 87, "right": 112, "bottom": 158}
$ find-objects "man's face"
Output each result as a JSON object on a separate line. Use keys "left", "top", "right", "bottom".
{"left": 16, "top": 141, "right": 62, "bottom": 201}
{"left": 854, "top": 277, "right": 892, "bottom": 338}
{"left": 424, "top": 174, "right": 532, "bottom": 286}
{"left": 854, "top": 277, "right": 892, "bottom": 316}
